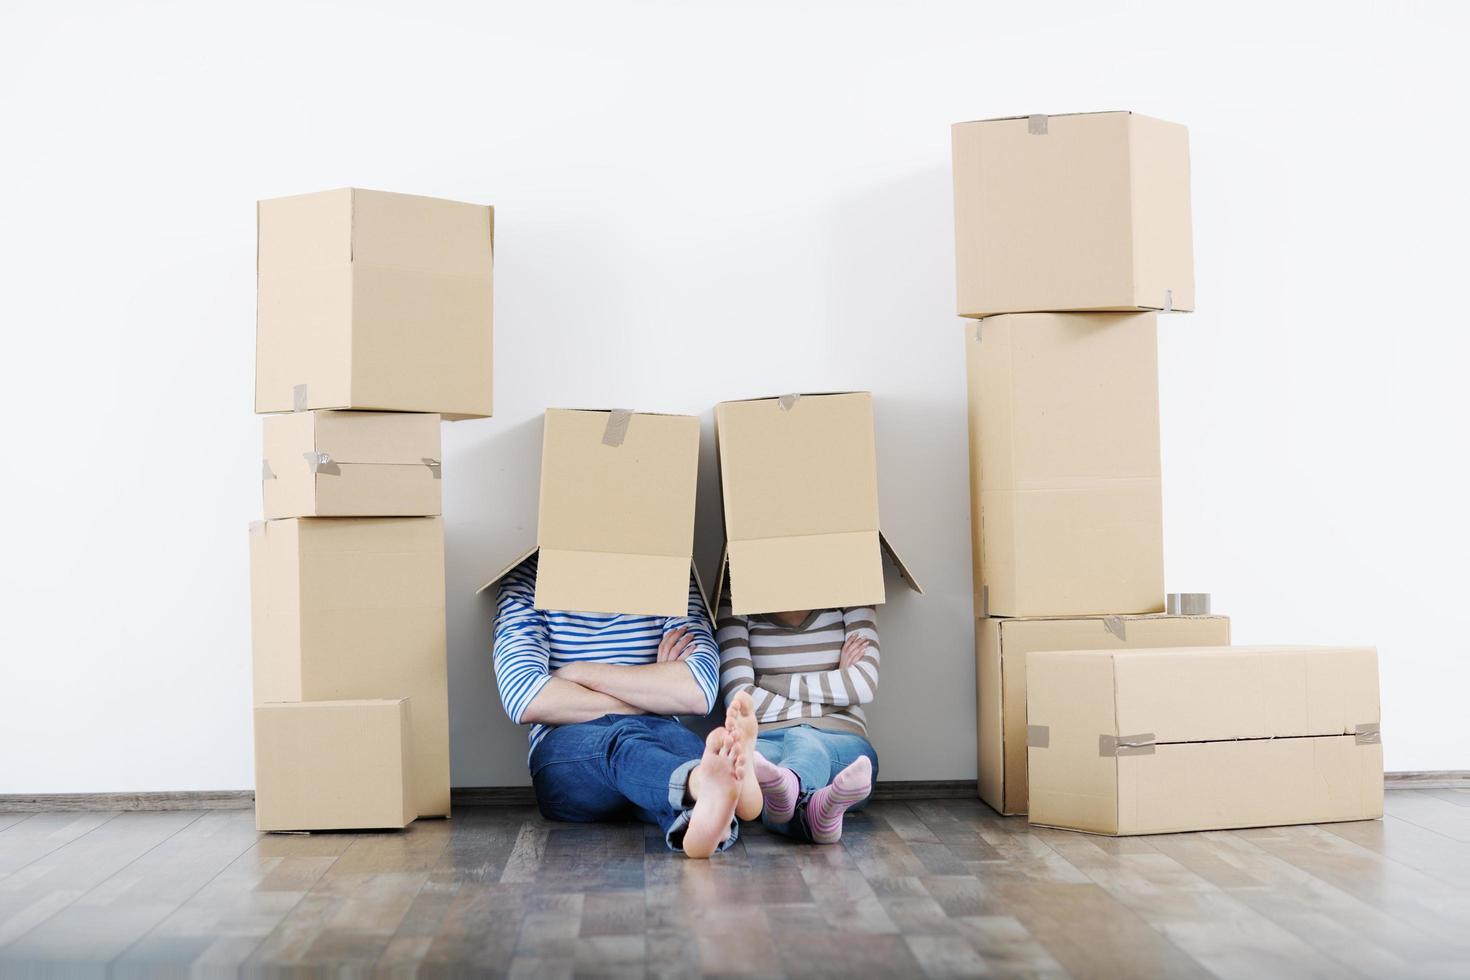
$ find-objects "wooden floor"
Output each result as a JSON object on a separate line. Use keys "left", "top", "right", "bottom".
{"left": 1, "top": 791, "right": 1468, "bottom": 978}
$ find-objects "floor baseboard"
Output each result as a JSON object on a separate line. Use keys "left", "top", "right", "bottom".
{"left": 3, "top": 772, "right": 1463, "bottom": 813}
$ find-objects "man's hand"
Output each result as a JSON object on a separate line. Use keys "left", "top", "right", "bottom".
{"left": 657, "top": 626, "right": 695, "bottom": 663}
{"left": 839, "top": 635, "right": 870, "bottom": 670}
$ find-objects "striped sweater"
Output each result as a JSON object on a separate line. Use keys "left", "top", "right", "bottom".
{"left": 716, "top": 605, "right": 880, "bottom": 735}
{"left": 493, "top": 554, "right": 720, "bottom": 755}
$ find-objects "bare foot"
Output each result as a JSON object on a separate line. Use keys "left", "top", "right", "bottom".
{"left": 726, "top": 692, "right": 763, "bottom": 821}
{"left": 683, "top": 728, "right": 742, "bottom": 859}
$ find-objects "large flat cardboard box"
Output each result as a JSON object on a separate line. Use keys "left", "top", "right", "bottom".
{"left": 250, "top": 516, "right": 449, "bottom": 817}
{"left": 256, "top": 188, "right": 493, "bottom": 419}
{"left": 965, "top": 313, "right": 1164, "bottom": 618}
{"left": 254, "top": 699, "right": 415, "bottom": 832}
{"left": 952, "top": 110, "right": 1193, "bottom": 317}
{"left": 478, "top": 409, "right": 703, "bottom": 617}
{"left": 977, "top": 613, "right": 1231, "bottom": 816}
{"left": 713, "top": 392, "right": 921, "bottom": 615}
{"left": 262, "top": 410, "right": 442, "bottom": 519}
{"left": 1027, "top": 646, "right": 1383, "bottom": 836}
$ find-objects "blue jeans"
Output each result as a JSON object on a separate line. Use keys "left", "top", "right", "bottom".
{"left": 529, "top": 714, "right": 738, "bottom": 853}
{"left": 755, "top": 725, "right": 878, "bottom": 842}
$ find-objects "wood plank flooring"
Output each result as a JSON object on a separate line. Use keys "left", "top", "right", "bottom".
{"left": 0, "top": 790, "right": 1467, "bottom": 977}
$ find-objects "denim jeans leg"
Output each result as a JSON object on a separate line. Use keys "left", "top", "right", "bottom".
{"left": 602, "top": 715, "right": 739, "bottom": 854}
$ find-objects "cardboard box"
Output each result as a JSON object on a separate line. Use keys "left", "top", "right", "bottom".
{"left": 977, "top": 613, "right": 1231, "bottom": 816}
{"left": 254, "top": 699, "right": 415, "bottom": 832}
{"left": 712, "top": 392, "right": 921, "bottom": 615}
{"left": 256, "top": 188, "right": 493, "bottom": 419}
{"left": 262, "top": 410, "right": 442, "bottom": 519}
{"left": 965, "top": 313, "right": 1164, "bottom": 618}
{"left": 952, "top": 110, "right": 1193, "bottom": 317}
{"left": 1027, "top": 645, "right": 1383, "bottom": 836}
{"left": 478, "top": 409, "right": 703, "bottom": 617}
{"left": 250, "top": 516, "right": 449, "bottom": 816}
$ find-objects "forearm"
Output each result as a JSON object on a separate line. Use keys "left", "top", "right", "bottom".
{"left": 519, "top": 676, "right": 644, "bottom": 726}
{"left": 559, "top": 661, "right": 708, "bottom": 715}
{"left": 755, "top": 661, "right": 878, "bottom": 706}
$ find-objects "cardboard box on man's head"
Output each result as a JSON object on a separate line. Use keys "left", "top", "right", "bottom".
{"left": 952, "top": 111, "right": 1193, "bottom": 318}
{"left": 256, "top": 187, "right": 494, "bottom": 419}
{"left": 714, "top": 392, "right": 922, "bottom": 615}
{"left": 477, "top": 409, "right": 703, "bottom": 618}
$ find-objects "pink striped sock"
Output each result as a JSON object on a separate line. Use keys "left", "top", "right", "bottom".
{"left": 754, "top": 753, "right": 799, "bottom": 824}
{"left": 806, "top": 756, "right": 871, "bottom": 844}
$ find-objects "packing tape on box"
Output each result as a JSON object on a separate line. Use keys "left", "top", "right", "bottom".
{"left": 1354, "top": 723, "right": 1381, "bottom": 745}
{"left": 1099, "top": 733, "right": 1156, "bottom": 757}
{"left": 602, "top": 410, "right": 632, "bottom": 447}
{"left": 979, "top": 584, "right": 989, "bottom": 619}
{"left": 777, "top": 393, "right": 801, "bottom": 411}
{"left": 1166, "top": 593, "right": 1180, "bottom": 615}
{"left": 292, "top": 384, "right": 309, "bottom": 412}
{"left": 974, "top": 320, "right": 983, "bottom": 342}
{"left": 423, "top": 457, "right": 443, "bottom": 479}
{"left": 303, "top": 451, "right": 340, "bottom": 476}
{"left": 1164, "top": 289, "right": 1175, "bottom": 313}
{"left": 1180, "top": 593, "right": 1211, "bottom": 615}
{"left": 1103, "top": 615, "right": 1127, "bottom": 642}
{"left": 1027, "top": 113, "right": 1049, "bottom": 136}
{"left": 262, "top": 460, "right": 276, "bottom": 481}
{"left": 1027, "top": 725, "right": 1050, "bottom": 748}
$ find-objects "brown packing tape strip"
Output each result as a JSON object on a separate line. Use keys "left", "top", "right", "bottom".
{"left": 777, "top": 393, "right": 801, "bottom": 411}
{"left": 1102, "top": 615, "right": 1127, "bottom": 642}
{"left": 261, "top": 460, "right": 276, "bottom": 481}
{"left": 1027, "top": 113, "right": 1049, "bottom": 135}
{"left": 1027, "top": 725, "right": 1050, "bottom": 749}
{"left": 979, "top": 584, "right": 989, "bottom": 619}
{"left": 602, "top": 410, "right": 632, "bottom": 447}
{"left": 292, "top": 384, "right": 308, "bottom": 412}
{"left": 1099, "top": 733, "right": 1156, "bottom": 757}
{"left": 1354, "top": 723, "right": 1381, "bottom": 745}
{"left": 303, "top": 451, "right": 340, "bottom": 476}
{"left": 423, "top": 458, "right": 442, "bottom": 479}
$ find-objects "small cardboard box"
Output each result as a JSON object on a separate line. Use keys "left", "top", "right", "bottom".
{"left": 262, "top": 410, "right": 442, "bottom": 519}
{"left": 965, "top": 313, "right": 1163, "bottom": 618}
{"left": 254, "top": 699, "right": 415, "bottom": 832}
{"left": 1027, "top": 646, "right": 1383, "bottom": 836}
{"left": 977, "top": 613, "right": 1231, "bottom": 816}
{"left": 713, "top": 392, "right": 921, "bottom": 615}
{"left": 256, "top": 188, "right": 493, "bottom": 419}
{"left": 478, "top": 409, "right": 702, "bottom": 617}
{"left": 250, "top": 516, "right": 449, "bottom": 816}
{"left": 952, "top": 110, "right": 1194, "bottom": 317}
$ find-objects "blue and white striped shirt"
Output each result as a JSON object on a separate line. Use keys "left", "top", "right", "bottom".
{"left": 492, "top": 554, "right": 720, "bottom": 755}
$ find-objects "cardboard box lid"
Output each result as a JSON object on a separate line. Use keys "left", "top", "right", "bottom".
{"left": 1033, "top": 645, "right": 1381, "bottom": 747}
{"left": 263, "top": 411, "right": 442, "bottom": 471}
{"left": 475, "top": 409, "right": 701, "bottom": 617}
{"left": 713, "top": 392, "right": 922, "bottom": 614}
{"left": 257, "top": 187, "right": 493, "bottom": 277}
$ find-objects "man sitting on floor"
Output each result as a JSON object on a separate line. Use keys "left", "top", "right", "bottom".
{"left": 492, "top": 554, "right": 762, "bottom": 857}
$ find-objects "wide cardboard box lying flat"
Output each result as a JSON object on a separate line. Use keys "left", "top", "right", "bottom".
{"left": 256, "top": 187, "right": 493, "bottom": 419}
{"left": 478, "top": 409, "right": 702, "bottom": 617}
{"left": 254, "top": 699, "right": 415, "bottom": 832}
{"left": 977, "top": 613, "right": 1230, "bottom": 816}
{"left": 262, "top": 410, "right": 442, "bottom": 519}
{"left": 1027, "top": 645, "right": 1383, "bottom": 836}
{"left": 965, "top": 313, "right": 1163, "bottom": 618}
{"left": 250, "top": 516, "right": 450, "bottom": 817}
{"left": 714, "top": 392, "right": 921, "bottom": 615}
{"left": 952, "top": 110, "right": 1193, "bottom": 317}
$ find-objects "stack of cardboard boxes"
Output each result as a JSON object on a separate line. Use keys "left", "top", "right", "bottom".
{"left": 953, "top": 112, "right": 1382, "bottom": 834}
{"left": 249, "top": 188, "right": 494, "bottom": 831}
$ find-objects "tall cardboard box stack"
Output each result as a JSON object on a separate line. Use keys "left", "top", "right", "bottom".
{"left": 952, "top": 113, "right": 1381, "bottom": 833}
{"left": 249, "top": 188, "right": 493, "bottom": 832}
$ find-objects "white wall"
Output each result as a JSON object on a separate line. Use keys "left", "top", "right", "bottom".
{"left": 2, "top": 0, "right": 1466, "bottom": 793}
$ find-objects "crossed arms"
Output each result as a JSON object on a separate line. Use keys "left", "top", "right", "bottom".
{"left": 492, "top": 564, "right": 719, "bottom": 726}
{"left": 716, "top": 606, "right": 881, "bottom": 721}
